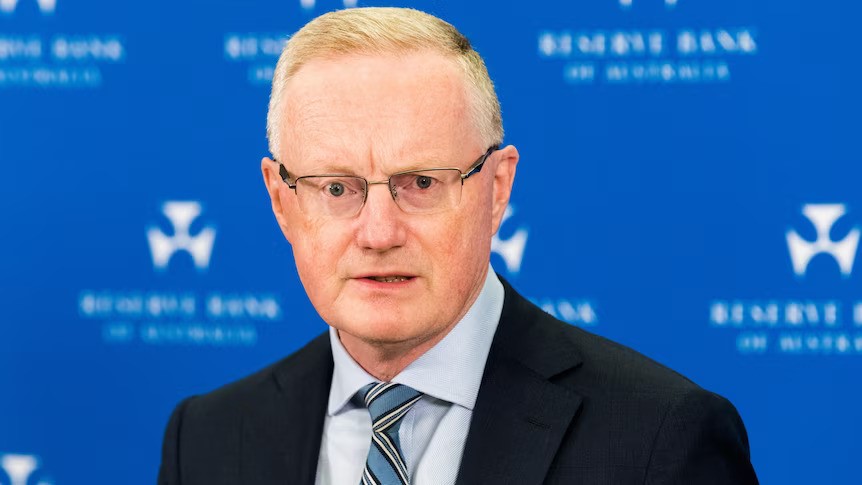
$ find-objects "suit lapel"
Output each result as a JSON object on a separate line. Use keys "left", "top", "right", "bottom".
{"left": 234, "top": 280, "right": 582, "bottom": 484}
{"left": 455, "top": 280, "right": 584, "bottom": 485}
{"left": 240, "top": 333, "right": 334, "bottom": 484}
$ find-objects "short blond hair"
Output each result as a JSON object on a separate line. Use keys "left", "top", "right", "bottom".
{"left": 266, "top": 7, "right": 503, "bottom": 159}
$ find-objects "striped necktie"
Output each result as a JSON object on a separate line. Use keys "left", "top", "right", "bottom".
{"left": 357, "top": 382, "right": 423, "bottom": 485}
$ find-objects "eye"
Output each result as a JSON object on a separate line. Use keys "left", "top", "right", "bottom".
{"left": 327, "top": 183, "right": 345, "bottom": 197}
{"left": 415, "top": 176, "right": 434, "bottom": 189}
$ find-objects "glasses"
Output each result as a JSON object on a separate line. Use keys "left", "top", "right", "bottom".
{"left": 273, "top": 146, "right": 498, "bottom": 219}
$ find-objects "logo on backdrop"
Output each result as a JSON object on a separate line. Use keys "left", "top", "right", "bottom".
{"left": 0, "top": 453, "right": 54, "bottom": 485}
{"left": 786, "top": 204, "right": 859, "bottom": 278}
{"left": 0, "top": 0, "right": 55, "bottom": 14}
{"left": 538, "top": 0, "right": 757, "bottom": 85}
{"left": 0, "top": 1, "right": 125, "bottom": 88}
{"left": 224, "top": 33, "right": 287, "bottom": 85}
{"left": 224, "top": 0, "right": 360, "bottom": 85}
{"left": 147, "top": 201, "right": 216, "bottom": 272}
{"left": 710, "top": 203, "right": 862, "bottom": 356}
{"left": 619, "top": 0, "right": 677, "bottom": 8}
{"left": 299, "top": 0, "right": 357, "bottom": 10}
{"left": 77, "top": 200, "right": 285, "bottom": 348}
{"left": 491, "top": 205, "right": 529, "bottom": 275}
{"left": 223, "top": 1, "right": 357, "bottom": 86}
{"left": 491, "top": 204, "right": 598, "bottom": 327}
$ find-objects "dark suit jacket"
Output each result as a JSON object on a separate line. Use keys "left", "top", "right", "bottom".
{"left": 159, "top": 280, "right": 758, "bottom": 484}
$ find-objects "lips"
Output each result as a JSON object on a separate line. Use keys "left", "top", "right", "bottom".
{"left": 367, "top": 275, "right": 412, "bottom": 283}
{"left": 353, "top": 271, "right": 417, "bottom": 283}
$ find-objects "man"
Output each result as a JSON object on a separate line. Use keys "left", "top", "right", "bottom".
{"left": 159, "top": 7, "right": 758, "bottom": 484}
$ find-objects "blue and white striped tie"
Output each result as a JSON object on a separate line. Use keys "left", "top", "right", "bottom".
{"left": 358, "top": 382, "right": 423, "bottom": 485}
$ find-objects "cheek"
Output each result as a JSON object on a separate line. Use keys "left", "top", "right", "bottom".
{"left": 433, "top": 210, "right": 491, "bottom": 275}
{"left": 458, "top": 185, "right": 495, "bottom": 249}
{"left": 291, "top": 220, "right": 351, "bottom": 291}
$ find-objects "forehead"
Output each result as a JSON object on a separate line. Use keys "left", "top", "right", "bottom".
{"left": 279, "top": 51, "right": 479, "bottom": 169}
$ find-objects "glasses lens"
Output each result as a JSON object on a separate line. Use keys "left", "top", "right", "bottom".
{"left": 389, "top": 169, "right": 461, "bottom": 214}
{"left": 296, "top": 176, "right": 366, "bottom": 218}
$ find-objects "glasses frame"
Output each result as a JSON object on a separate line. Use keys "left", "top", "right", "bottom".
{"left": 272, "top": 145, "right": 499, "bottom": 216}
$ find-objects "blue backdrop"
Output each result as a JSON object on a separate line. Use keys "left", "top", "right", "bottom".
{"left": 1, "top": 0, "right": 859, "bottom": 483}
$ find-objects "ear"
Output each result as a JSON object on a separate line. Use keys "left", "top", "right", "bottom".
{"left": 489, "top": 145, "right": 519, "bottom": 235}
{"left": 261, "top": 156, "right": 295, "bottom": 244}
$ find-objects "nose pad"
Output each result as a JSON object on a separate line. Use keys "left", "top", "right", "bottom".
{"left": 364, "top": 181, "right": 400, "bottom": 211}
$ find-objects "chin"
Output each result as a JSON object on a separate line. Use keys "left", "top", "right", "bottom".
{"left": 358, "top": 321, "right": 421, "bottom": 343}
{"left": 335, "top": 316, "right": 431, "bottom": 346}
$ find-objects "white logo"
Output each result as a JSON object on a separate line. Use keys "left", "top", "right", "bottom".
{"left": 491, "top": 205, "right": 529, "bottom": 275}
{"left": 146, "top": 201, "right": 216, "bottom": 272}
{"left": 619, "top": 0, "right": 678, "bottom": 8}
{"left": 300, "top": 0, "right": 357, "bottom": 10}
{"left": 0, "top": 0, "right": 55, "bottom": 14}
{"left": 0, "top": 454, "right": 53, "bottom": 485}
{"left": 786, "top": 204, "right": 860, "bottom": 277}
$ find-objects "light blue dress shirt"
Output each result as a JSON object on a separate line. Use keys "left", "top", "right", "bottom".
{"left": 314, "top": 266, "right": 504, "bottom": 485}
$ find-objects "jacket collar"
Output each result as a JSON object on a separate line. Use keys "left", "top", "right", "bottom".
{"left": 239, "top": 277, "right": 584, "bottom": 484}
{"left": 240, "top": 333, "right": 334, "bottom": 484}
{"left": 455, "top": 278, "right": 584, "bottom": 484}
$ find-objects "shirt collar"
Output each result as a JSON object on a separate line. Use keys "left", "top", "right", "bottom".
{"left": 327, "top": 266, "right": 504, "bottom": 415}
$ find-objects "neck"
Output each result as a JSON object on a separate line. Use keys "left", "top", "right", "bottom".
{"left": 337, "top": 265, "right": 491, "bottom": 381}
{"left": 337, "top": 323, "right": 456, "bottom": 381}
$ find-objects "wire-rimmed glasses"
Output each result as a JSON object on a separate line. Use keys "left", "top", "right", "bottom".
{"left": 273, "top": 146, "right": 498, "bottom": 218}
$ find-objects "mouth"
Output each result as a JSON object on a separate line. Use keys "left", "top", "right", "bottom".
{"left": 363, "top": 275, "right": 414, "bottom": 283}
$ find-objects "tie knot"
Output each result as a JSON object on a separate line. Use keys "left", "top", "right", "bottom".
{"left": 358, "top": 382, "right": 423, "bottom": 425}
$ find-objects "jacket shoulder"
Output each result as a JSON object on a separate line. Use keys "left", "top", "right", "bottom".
{"left": 496, "top": 280, "right": 756, "bottom": 481}
{"left": 500, "top": 279, "right": 700, "bottom": 395}
{"left": 183, "top": 331, "right": 331, "bottom": 417}
{"left": 158, "top": 332, "right": 332, "bottom": 484}
{"left": 560, "top": 319, "right": 701, "bottom": 394}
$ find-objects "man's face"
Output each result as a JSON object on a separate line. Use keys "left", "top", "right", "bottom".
{"left": 262, "top": 51, "right": 517, "bottom": 354}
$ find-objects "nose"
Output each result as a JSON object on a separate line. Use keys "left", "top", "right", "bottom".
{"left": 354, "top": 182, "right": 407, "bottom": 251}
